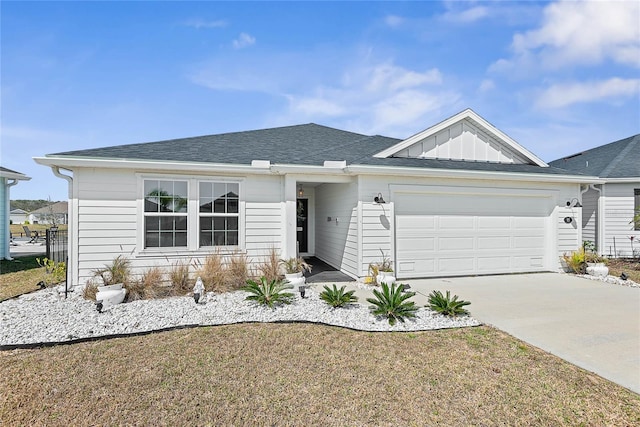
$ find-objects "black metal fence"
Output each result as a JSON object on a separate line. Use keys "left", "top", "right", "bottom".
{"left": 46, "top": 227, "right": 68, "bottom": 264}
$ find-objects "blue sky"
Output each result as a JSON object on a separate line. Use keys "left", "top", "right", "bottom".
{"left": 2, "top": 0, "right": 639, "bottom": 201}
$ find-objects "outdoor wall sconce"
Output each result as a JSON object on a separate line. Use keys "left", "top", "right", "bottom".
{"left": 374, "top": 193, "right": 386, "bottom": 204}
{"left": 298, "top": 184, "right": 304, "bottom": 197}
{"left": 566, "top": 198, "right": 582, "bottom": 208}
{"left": 564, "top": 217, "right": 573, "bottom": 224}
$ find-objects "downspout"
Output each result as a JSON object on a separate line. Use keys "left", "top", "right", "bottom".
{"left": 4, "top": 179, "right": 19, "bottom": 260}
{"left": 588, "top": 184, "right": 603, "bottom": 255}
{"left": 51, "top": 167, "right": 74, "bottom": 286}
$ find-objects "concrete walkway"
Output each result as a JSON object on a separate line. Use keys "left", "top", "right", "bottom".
{"left": 403, "top": 273, "right": 640, "bottom": 394}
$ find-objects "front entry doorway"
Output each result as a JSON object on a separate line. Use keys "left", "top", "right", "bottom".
{"left": 296, "top": 198, "right": 308, "bottom": 253}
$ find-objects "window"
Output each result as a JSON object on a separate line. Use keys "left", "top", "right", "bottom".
{"left": 141, "top": 177, "right": 241, "bottom": 250}
{"left": 634, "top": 189, "right": 640, "bottom": 231}
{"left": 144, "top": 180, "right": 188, "bottom": 248}
{"left": 199, "top": 182, "right": 239, "bottom": 247}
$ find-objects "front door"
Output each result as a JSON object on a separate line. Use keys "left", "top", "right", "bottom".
{"left": 296, "top": 199, "right": 308, "bottom": 253}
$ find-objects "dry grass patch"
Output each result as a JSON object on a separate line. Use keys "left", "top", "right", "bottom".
{"left": 607, "top": 258, "right": 640, "bottom": 283}
{"left": 1, "top": 324, "right": 638, "bottom": 426}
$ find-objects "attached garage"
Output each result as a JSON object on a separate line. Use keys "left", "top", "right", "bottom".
{"left": 393, "top": 186, "right": 555, "bottom": 278}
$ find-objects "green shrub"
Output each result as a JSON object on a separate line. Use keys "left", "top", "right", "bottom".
{"left": 319, "top": 284, "right": 358, "bottom": 308}
{"left": 562, "top": 249, "right": 586, "bottom": 274}
{"left": 427, "top": 290, "right": 471, "bottom": 317}
{"left": 243, "top": 277, "right": 294, "bottom": 307}
{"left": 36, "top": 257, "right": 66, "bottom": 286}
{"left": 366, "top": 282, "right": 418, "bottom": 325}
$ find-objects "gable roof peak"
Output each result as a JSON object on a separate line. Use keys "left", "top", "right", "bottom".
{"left": 373, "top": 109, "right": 547, "bottom": 167}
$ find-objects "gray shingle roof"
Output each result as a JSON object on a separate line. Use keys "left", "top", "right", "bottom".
{"left": 549, "top": 134, "right": 640, "bottom": 179}
{"left": 50, "top": 123, "right": 582, "bottom": 176}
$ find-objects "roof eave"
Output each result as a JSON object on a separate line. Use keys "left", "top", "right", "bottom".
{"left": 347, "top": 164, "right": 601, "bottom": 184}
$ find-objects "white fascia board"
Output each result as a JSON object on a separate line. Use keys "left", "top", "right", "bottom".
{"left": 0, "top": 170, "right": 31, "bottom": 180}
{"left": 33, "top": 156, "right": 273, "bottom": 175}
{"left": 373, "top": 108, "right": 548, "bottom": 167}
{"left": 347, "top": 164, "right": 602, "bottom": 184}
{"left": 600, "top": 177, "right": 640, "bottom": 184}
{"left": 269, "top": 163, "right": 349, "bottom": 175}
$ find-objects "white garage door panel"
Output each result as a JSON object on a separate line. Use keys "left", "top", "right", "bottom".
{"left": 395, "top": 191, "right": 550, "bottom": 278}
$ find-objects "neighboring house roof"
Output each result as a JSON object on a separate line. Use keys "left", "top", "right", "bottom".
{"left": 0, "top": 166, "right": 30, "bottom": 181}
{"left": 10, "top": 209, "right": 28, "bottom": 214}
{"left": 30, "top": 201, "right": 68, "bottom": 215}
{"left": 46, "top": 121, "right": 582, "bottom": 178}
{"left": 549, "top": 134, "right": 640, "bottom": 179}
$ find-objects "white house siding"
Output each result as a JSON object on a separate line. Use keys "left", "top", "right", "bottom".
{"left": 602, "top": 183, "right": 640, "bottom": 257}
{"left": 581, "top": 187, "right": 598, "bottom": 247}
{"left": 73, "top": 168, "right": 283, "bottom": 284}
{"left": 358, "top": 176, "right": 395, "bottom": 277}
{"left": 314, "top": 181, "right": 359, "bottom": 277}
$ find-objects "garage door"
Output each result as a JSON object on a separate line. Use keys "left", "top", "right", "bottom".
{"left": 395, "top": 190, "right": 551, "bottom": 278}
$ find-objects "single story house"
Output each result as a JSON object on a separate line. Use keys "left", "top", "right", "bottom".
{"left": 1, "top": 167, "right": 31, "bottom": 260}
{"left": 28, "top": 201, "right": 69, "bottom": 225}
{"left": 10, "top": 208, "right": 29, "bottom": 225}
{"left": 550, "top": 134, "right": 640, "bottom": 257}
{"left": 35, "top": 109, "right": 594, "bottom": 287}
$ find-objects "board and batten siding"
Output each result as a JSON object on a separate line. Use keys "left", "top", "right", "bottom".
{"left": 314, "top": 182, "right": 359, "bottom": 277}
{"left": 602, "top": 183, "right": 640, "bottom": 257}
{"left": 73, "top": 168, "right": 283, "bottom": 284}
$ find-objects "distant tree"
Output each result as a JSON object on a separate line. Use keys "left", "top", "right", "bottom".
{"left": 10, "top": 199, "right": 57, "bottom": 212}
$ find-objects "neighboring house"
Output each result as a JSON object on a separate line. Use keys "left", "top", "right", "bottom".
{"left": 9, "top": 208, "right": 29, "bottom": 224}
{"left": 1, "top": 167, "right": 31, "bottom": 259}
{"left": 550, "top": 134, "right": 640, "bottom": 257}
{"left": 35, "top": 109, "right": 593, "bottom": 287}
{"left": 28, "top": 201, "right": 69, "bottom": 225}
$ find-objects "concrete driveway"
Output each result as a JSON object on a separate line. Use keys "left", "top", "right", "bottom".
{"left": 405, "top": 273, "right": 640, "bottom": 394}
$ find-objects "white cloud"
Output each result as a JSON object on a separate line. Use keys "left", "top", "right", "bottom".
{"left": 183, "top": 19, "right": 227, "bottom": 29}
{"left": 283, "top": 62, "right": 457, "bottom": 135}
{"left": 442, "top": 6, "right": 489, "bottom": 24}
{"left": 384, "top": 15, "right": 404, "bottom": 28}
{"left": 232, "top": 33, "right": 256, "bottom": 49}
{"left": 535, "top": 78, "right": 640, "bottom": 109}
{"left": 496, "top": 0, "right": 640, "bottom": 70}
{"left": 478, "top": 79, "right": 495, "bottom": 92}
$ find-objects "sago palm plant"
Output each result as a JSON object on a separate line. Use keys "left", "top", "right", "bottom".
{"left": 243, "top": 277, "right": 294, "bottom": 308}
{"left": 319, "top": 284, "right": 358, "bottom": 308}
{"left": 366, "top": 282, "right": 418, "bottom": 325}
{"left": 427, "top": 290, "right": 471, "bottom": 317}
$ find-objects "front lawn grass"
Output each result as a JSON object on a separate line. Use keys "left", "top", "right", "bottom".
{"left": 0, "top": 256, "right": 44, "bottom": 301}
{"left": 1, "top": 324, "right": 638, "bottom": 426}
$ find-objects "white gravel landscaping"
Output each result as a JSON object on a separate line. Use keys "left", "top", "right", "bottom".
{"left": 0, "top": 283, "right": 480, "bottom": 347}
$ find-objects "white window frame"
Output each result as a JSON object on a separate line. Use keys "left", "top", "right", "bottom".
{"left": 136, "top": 174, "right": 245, "bottom": 255}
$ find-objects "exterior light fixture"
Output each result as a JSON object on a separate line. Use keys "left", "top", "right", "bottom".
{"left": 564, "top": 217, "right": 573, "bottom": 224}
{"left": 299, "top": 286, "right": 306, "bottom": 298}
{"left": 298, "top": 184, "right": 304, "bottom": 197}
{"left": 374, "top": 193, "right": 386, "bottom": 203}
{"left": 566, "top": 198, "right": 582, "bottom": 208}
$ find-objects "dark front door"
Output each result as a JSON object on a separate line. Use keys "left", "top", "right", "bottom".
{"left": 296, "top": 199, "right": 308, "bottom": 253}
